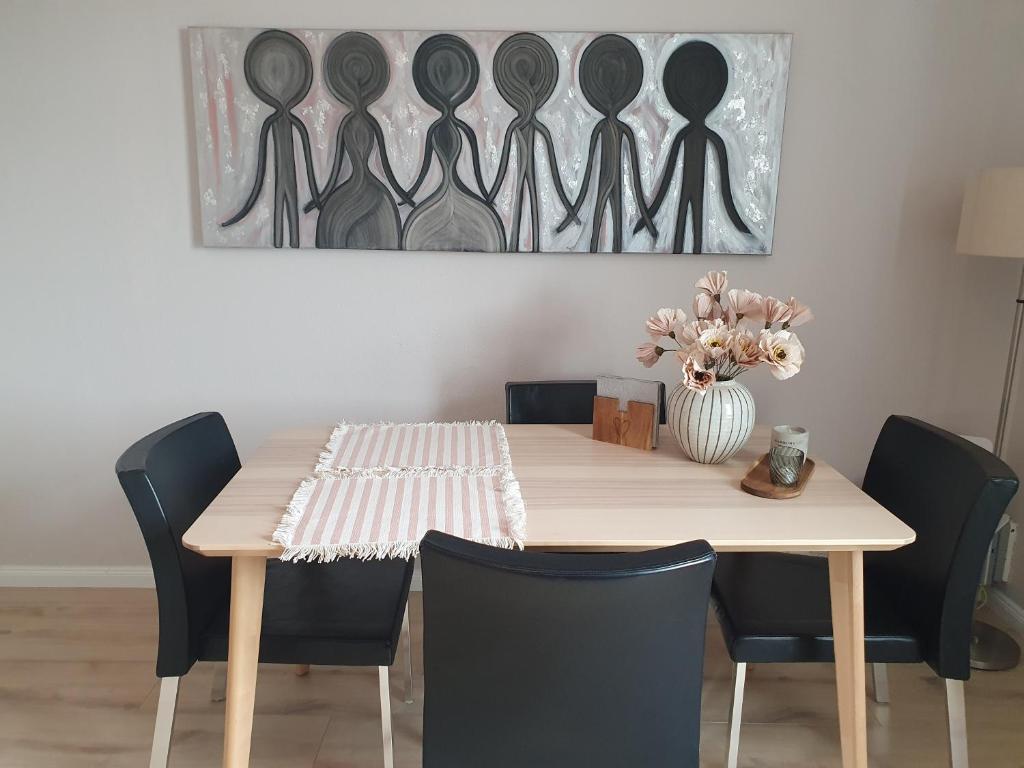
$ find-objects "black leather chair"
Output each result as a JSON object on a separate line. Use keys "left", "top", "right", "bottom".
{"left": 505, "top": 379, "right": 667, "bottom": 425}
{"left": 711, "top": 416, "right": 1018, "bottom": 768}
{"left": 116, "top": 413, "right": 415, "bottom": 768}
{"left": 419, "top": 530, "right": 716, "bottom": 768}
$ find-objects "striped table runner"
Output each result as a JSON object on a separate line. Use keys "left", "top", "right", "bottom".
{"left": 274, "top": 422, "right": 525, "bottom": 561}
{"left": 316, "top": 421, "right": 508, "bottom": 473}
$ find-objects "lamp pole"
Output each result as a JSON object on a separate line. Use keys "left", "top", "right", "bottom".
{"left": 971, "top": 262, "right": 1024, "bottom": 671}
{"left": 994, "top": 265, "right": 1024, "bottom": 456}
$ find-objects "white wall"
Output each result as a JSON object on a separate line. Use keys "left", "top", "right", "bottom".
{"left": 2, "top": 0, "right": 1023, "bottom": 569}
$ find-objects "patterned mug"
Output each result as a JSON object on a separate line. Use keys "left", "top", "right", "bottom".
{"left": 769, "top": 426, "right": 809, "bottom": 486}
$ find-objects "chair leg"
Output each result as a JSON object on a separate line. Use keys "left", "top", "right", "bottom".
{"left": 150, "top": 677, "right": 179, "bottom": 768}
{"left": 210, "top": 663, "right": 227, "bottom": 703}
{"left": 726, "top": 663, "right": 746, "bottom": 768}
{"left": 294, "top": 664, "right": 311, "bottom": 677}
{"left": 403, "top": 603, "right": 414, "bottom": 704}
{"left": 871, "top": 663, "right": 890, "bottom": 704}
{"left": 945, "top": 678, "right": 968, "bottom": 768}
{"left": 378, "top": 666, "right": 395, "bottom": 768}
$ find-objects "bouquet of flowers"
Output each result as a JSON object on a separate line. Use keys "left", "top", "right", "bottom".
{"left": 636, "top": 270, "right": 813, "bottom": 393}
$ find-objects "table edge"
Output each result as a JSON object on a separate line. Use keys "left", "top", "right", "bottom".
{"left": 182, "top": 535, "right": 916, "bottom": 558}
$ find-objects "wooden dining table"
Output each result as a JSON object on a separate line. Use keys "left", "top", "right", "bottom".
{"left": 183, "top": 422, "right": 916, "bottom": 768}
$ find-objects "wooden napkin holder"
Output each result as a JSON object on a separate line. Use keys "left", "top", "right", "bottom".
{"left": 592, "top": 396, "right": 656, "bottom": 451}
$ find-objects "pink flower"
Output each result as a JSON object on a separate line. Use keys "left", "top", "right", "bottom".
{"left": 695, "top": 270, "right": 728, "bottom": 299}
{"left": 645, "top": 307, "right": 687, "bottom": 341}
{"left": 783, "top": 297, "right": 814, "bottom": 328}
{"left": 693, "top": 293, "right": 722, "bottom": 321}
{"left": 730, "top": 328, "right": 761, "bottom": 368}
{"left": 636, "top": 342, "right": 664, "bottom": 368}
{"left": 682, "top": 356, "right": 717, "bottom": 393}
{"left": 675, "top": 320, "right": 702, "bottom": 348}
{"left": 758, "top": 329, "right": 805, "bottom": 380}
{"left": 762, "top": 296, "right": 793, "bottom": 327}
{"left": 727, "top": 288, "right": 764, "bottom": 321}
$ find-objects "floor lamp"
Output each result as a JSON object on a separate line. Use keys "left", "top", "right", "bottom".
{"left": 956, "top": 166, "right": 1024, "bottom": 671}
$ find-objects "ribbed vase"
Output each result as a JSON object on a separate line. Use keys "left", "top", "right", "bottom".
{"left": 667, "top": 379, "right": 755, "bottom": 464}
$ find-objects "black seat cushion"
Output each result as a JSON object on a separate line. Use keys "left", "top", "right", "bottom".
{"left": 200, "top": 558, "right": 414, "bottom": 667}
{"left": 712, "top": 553, "right": 923, "bottom": 664}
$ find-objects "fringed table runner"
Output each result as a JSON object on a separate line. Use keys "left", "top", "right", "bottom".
{"left": 315, "top": 421, "right": 509, "bottom": 473}
{"left": 274, "top": 422, "right": 525, "bottom": 561}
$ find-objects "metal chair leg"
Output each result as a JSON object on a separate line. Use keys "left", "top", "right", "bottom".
{"left": 871, "top": 663, "right": 890, "bottom": 704}
{"left": 403, "top": 603, "right": 414, "bottom": 704}
{"left": 210, "top": 663, "right": 227, "bottom": 702}
{"left": 150, "top": 677, "right": 179, "bottom": 768}
{"left": 378, "top": 666, "right": 395, "bottom": 768}
{"left": 945, "top": 678, "right": 969, "bottom": 768}
{"left": 726, "top": 663, "right": 746, "bottom": 768}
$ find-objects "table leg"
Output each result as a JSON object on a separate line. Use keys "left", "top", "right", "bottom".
{"left": 829, "top": 550, "right": 868, "bottom": 768}
{"left": 223, "top": 556, "right": 266, "bottom": 768}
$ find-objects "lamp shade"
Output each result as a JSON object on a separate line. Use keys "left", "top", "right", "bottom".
{"left": 957, "top": 167, "right": 1024, "bottom": 259}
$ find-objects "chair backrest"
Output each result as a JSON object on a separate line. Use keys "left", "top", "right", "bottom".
{"left": 505, "top": 379, "right": 667, "bottom": 424}
{"left": 115, "top": 412, "right": 238, "bottom": 677}
{"left": 420, "top": 531, "right": 716, "bottom": 768}
{"left": 863, "top": 415, "right": 1018, "bottom": 679}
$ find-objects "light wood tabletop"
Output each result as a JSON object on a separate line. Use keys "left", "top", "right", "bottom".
{"left": 183, "top": 423, "right": 915, "bottom": 556}
{"left": 183, "top": 422, "right": 916, "bottom": 768}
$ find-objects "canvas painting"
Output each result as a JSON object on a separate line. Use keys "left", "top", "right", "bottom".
{"left": 189, "top": 28, "right": 791, "bottom": 254}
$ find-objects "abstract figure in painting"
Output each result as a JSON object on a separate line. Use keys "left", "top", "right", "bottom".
{"left": 401, "top": 34, "right": 506, "bottom": 252}
{"left": 488, "top": 33, "right": 577, "bottom": 252}
{"left": 310, "top": 32, "right": 413, "bottom": 250}
{"left": 636, "top": 40, "right": 751, "bottom": 254}
{"left": 558, "top": 34, "right": 657, "bottom": 253}
{"left": 221, "top": 30, "right": 320, "bottom": 248}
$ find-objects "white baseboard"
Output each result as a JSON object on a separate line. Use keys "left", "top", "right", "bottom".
{"left": 0, "top": 565, "right": 154, "bottom": 588}
{"left": 0, "top": 563, "right": 422, "bottom": 591}
{"left": 988, "top": 586, "right": 1024, "bottom": 635}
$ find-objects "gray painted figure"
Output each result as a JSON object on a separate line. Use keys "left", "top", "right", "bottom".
{"left": 310, "top": 32, "right": 413, "bottom": 250}
{"left": 557, "top": 35, "right": 656, "bottom": 253}
{"left": 401, "top": 34, "right": 506, "bottom": 252}
{"left": 221, "top": 30, "right": 319, "bottom": 248}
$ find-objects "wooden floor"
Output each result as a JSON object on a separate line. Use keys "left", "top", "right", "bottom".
{"left": 1, "top": 588, "right": 1022, "bottom": 767}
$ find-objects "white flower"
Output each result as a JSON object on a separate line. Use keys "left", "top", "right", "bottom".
{"left": 758, "top": 329, "right": 805, "bottom": 380}
{"left": 698, "top": 320, "right": 732, "bottom": 360}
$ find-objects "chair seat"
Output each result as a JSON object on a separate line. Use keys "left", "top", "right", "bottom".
{"left": 712, "top": 553, "right": 923, "bottom": 664}
{"left": 199, "top": 558, "right": 413, "bottom": 667}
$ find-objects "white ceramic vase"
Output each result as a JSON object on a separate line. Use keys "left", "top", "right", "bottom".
{"left": 667, "top": 379, "right": 755, "bottom": 464}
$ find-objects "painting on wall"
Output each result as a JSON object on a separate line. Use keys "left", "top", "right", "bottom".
{"left": 189, "top": 28, "right": 791, "bottom": 254}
